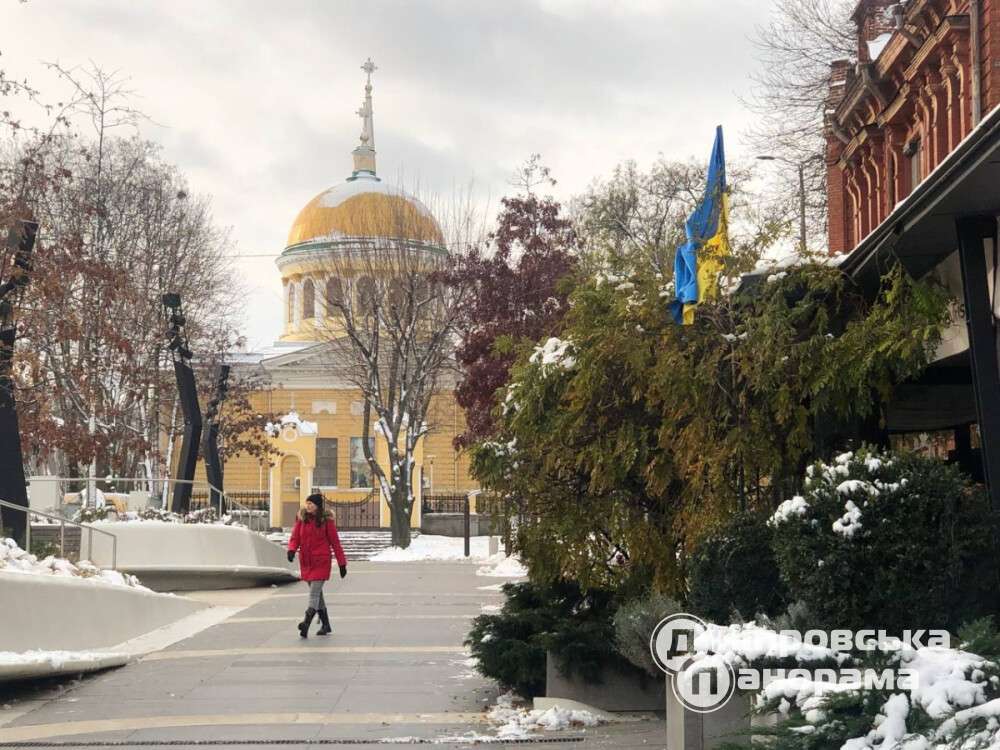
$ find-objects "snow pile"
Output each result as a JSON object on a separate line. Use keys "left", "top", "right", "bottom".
{"left": 476, "top": 553, "right": 528, "bottom": 578}
{"left": 0, "top": 538, "right": 147, "bottom": 590}
{"left": 370, "top": 535, "right": 492, "bottom": 562}
{"left": 867, "top": 31, "right": 892, "bottom": 61}
{"left": 529, "top": 337, "right": 576, "bottom": 372}
{"left": 691, "top": 622, "right": 847, "bottom": 666}
{"left": 488, "top": 693, "right": 600, "bottom": 739}
{"left": 832, "top": 499, "right": 864, "bottom": 538}
{"left": 769, "top": 495, "right": 810, "bottom": 526}
{"left": 0, "top": 650, "right": 128, "bottom": 670}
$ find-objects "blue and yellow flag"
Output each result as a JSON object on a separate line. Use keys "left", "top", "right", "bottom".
{"left": 670, "top": 126, "right": 730, "bottom": 325}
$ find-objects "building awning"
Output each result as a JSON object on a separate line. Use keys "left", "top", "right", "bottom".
{"left": 841, "top": 103, "right": 1000, "bottom": 287}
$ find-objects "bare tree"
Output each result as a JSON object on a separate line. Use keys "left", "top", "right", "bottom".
{"left": 2, "top": 64, "right": 239, "bottom": 486}
{"left": 310, "top": 190, "right": 477, "bottom": 547}
{"left": 745, "top": 0, "right": 856, "bottom": 247}
{"left": 572, "top": 156, "right": 764, "bottom": 275}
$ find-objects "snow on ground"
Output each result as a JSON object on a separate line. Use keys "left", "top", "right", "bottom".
{"left": 0, "top": 538, "right": 147, "bottom": 590}
{"left": 487, "top": 693, "right": 601, "bottom": 739}
{"left": 370, "top": 535, "right": 494, "bottom": 562}
{"left": 0, "top": 650, "right": 128, "bottom": 670}
{"left": 476, "top": 553, "right": 528, "bottom": 578}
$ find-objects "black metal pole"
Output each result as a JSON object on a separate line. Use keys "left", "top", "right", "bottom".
{"left": 955, "top": 216, "right": 1000, "bottom": 509}
{"left": 464, "top": 495, "right": 470, "bottom": 557}
{"left": 0, "top": 220, "right": 37, "bottom": 547}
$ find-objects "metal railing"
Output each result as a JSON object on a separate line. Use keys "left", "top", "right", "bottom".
{"left": 0, "top": 498, "right": 118, "bottom": 568}
{"left": 25, "top": 475, "right": 272, "bottom": 533}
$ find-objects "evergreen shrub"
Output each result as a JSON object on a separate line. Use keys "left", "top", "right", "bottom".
{"left": 612, "top": 592, "right": 681, "bottom": 676}
{"left": 686, "top": 510, "right": 788, "bottom": 623}
{"left": 465, "top": 579, "right": 640, "bottom": 698}
{"left": 770, "top": 448, "right": 1000, "bottom": 634}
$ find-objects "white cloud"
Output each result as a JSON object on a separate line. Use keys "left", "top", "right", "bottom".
{"left": 0, "top": 0, "right": 769, "bottom": 347}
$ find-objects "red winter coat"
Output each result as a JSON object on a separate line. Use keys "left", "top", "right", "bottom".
{"left": 288, "top": 512, "right": 347, "bottom": 582}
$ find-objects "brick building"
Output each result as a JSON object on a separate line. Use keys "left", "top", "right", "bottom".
{"left": 825, "top": 1, "right": 1000, "bottom": 509}
{"left": 827, "top": 0, "right": 1000, "bottom": 254}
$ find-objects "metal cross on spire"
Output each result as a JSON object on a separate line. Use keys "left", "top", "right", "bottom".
{"left": 352, "top": 57, "right": 378, "bottom": 177}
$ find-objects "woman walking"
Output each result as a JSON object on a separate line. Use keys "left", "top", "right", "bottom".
{"left": 287, "top": 493, "right": 348, "bottom": 638}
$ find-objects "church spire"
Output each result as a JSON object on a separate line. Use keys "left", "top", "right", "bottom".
{"left": 351, "top": 57, "right": 378, "bottom": 179}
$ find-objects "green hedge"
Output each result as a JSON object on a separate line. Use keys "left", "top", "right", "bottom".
{"left": 686, "top": 510, "right": 788, "bottom": 623}
{"left": 770, "top": 448, "right": 1000, "bottom": 634}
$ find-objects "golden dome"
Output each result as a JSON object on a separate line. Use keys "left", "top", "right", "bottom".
{"left": 286, "top": 176, "right": 443, "bottom": 247}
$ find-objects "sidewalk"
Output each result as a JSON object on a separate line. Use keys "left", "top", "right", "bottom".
{"left": 0, "top": 561, "right": 663, "bottom": 747}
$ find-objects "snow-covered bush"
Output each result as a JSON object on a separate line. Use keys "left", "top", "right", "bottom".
{"left": 770, "top": 449, "right": 1000, "bottom": 634}
{"left": 74, "top": 505, "right": 115, "bottom": 523}
{"left": 741, "top": 618, "right": 1000, "bottom": 750}
{"left": 687, "top": 510, "right": 788, "bottom": 623}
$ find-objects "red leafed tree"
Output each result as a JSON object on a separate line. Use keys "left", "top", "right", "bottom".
{"left": 446, "top": 158, "right": 579, "bottom": 447}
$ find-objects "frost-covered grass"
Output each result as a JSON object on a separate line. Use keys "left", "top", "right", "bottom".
{"left": 0, "top": 538, "right": 146, "bottom": 589}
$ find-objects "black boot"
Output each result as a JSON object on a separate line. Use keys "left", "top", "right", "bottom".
{"left": 316, "top": 608, "right": 332, "bottom": 636}
{"left": 298, "top": 608, "right": 316, "bottom": 638}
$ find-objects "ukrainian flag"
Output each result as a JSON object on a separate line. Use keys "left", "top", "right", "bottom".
{"left": 670, "top": 126, "right": 730, "bottom": 325}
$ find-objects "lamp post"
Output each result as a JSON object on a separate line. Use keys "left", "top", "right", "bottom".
{"left": 757, "top": 155, "right": 823, "bottom": 254}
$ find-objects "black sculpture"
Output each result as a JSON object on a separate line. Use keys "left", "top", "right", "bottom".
{"left": 202, "top": 363, "right": 230, "bottom": 511}
{"left": 0, "top": 219, "right": 38, "bottom": 546}
{"left": 163, "top": 293, "right": 202, "bottom": 514}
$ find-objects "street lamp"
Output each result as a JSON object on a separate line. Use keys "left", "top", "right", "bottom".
{"left": 757, "top": 155, "right": 823, "bottom": 254}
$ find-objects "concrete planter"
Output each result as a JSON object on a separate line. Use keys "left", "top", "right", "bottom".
{"left": 420, "top": 512, "right": 494, "bottom": 537}
{"left": 0, "top": 571, "right": 205, "bottom": 654}
{"left": 666, "top": 679, "right": 763, "bottom": 750}
{"left": 88, "top": 522, "right": 299, "bottom": 591}
{"left": 545, "top": 651, "right": 666, "bottom": 712}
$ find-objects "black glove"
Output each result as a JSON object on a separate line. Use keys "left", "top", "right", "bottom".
{"left": 339, "top": 565, "right": 347, "bottom": 579}
{"left": 287, "top": 550, "right": 295, "bottom": 563}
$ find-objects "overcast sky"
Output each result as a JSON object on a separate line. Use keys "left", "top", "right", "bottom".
{"left": 1, "top": 0, "right": 774, "bottom": 347}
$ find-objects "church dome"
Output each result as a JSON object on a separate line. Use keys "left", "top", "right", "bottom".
{"left": 286, "top": 174, "right": 443, "bottom": 248}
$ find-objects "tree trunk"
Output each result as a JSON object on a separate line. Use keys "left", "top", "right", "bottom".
{"left": 389, "top": 499, "right": 412, "bottom": 548}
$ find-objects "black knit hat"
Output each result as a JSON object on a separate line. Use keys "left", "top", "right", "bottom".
{"left": 305, "top": 492, "right": 324, "bottom": 511}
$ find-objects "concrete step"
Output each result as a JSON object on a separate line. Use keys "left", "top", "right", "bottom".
{"left": 264, "top": 530, "right": 412, "bottom": 561}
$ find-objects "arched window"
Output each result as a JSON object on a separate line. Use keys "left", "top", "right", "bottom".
{"left": 388, "top": 278, "right": 406, "bottom": 315}
{"left": 287, "top": 284, "right": 296, "bottom": 324}
{"left": 326, "top": 277, "right": 344, "bottom": 316}
{"left": 302, "top": 278, "right": 315, "bottom": 319}
{"left": 356, "top": 276, "right": 376, "bottom": 317}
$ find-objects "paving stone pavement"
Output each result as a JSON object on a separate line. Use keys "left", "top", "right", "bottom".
{"left": 0, "top": 561, "right": 665, "bottom": 748}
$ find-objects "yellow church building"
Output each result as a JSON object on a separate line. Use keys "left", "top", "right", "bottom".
{"left": 215, "top": 60, "right": 478, "bottom": 529}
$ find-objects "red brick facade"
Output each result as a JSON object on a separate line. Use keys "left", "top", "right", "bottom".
{"left": 826, "top": 0, "right": 1000, "bottom": 254}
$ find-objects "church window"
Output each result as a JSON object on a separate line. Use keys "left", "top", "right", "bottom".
{"left": 302, "top": 279, "right": 315, "bottom": 319}
{"left": 326, "top": 277, "right": 344, "bottom": 316}
{"left": 388, "top": 278, "right": 406, "bottom": 314}
{"left": 357, "top": 276, "right": 376, "bottom": 316}
{"left": 350, "top": 437, "right": 375, "bottom": 488}
{"left": 314, "top": 438, "right": 338, "bottom": 487}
